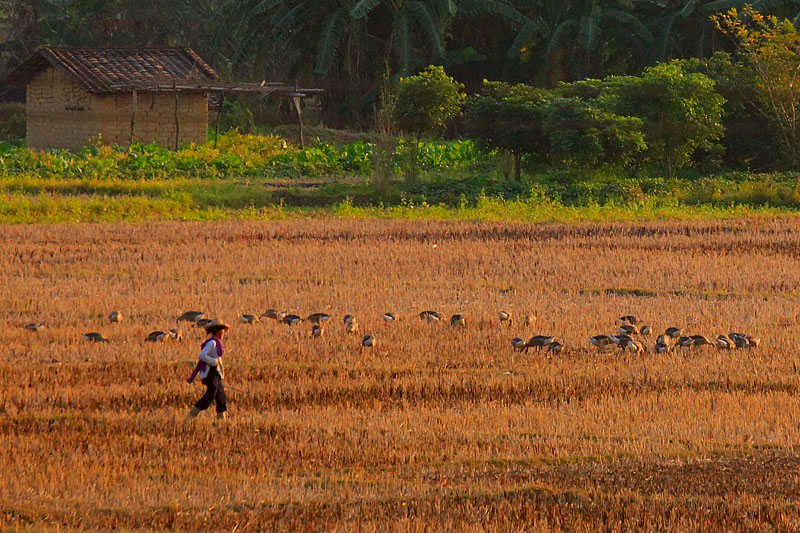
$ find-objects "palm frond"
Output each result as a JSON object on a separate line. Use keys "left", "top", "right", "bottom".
{"left": 252, "top": 0, "right": 282, "bottom": 15}
{"left": 506, "top": 19, "right": 545, "bottom": 58}
{"left": 350, "top": 0, "right": 381, "bottom": 19}
{"left": 315, "top": 7, "right": 347, "bottom": 75}
{"left": 458, "top": 0, "right": 530, "bottom": 26}
{"left": 546, "top": 19, "right": 578, "bottom": 65}
{"left": 678, "top": 0, "right": 699, "bottom": 18}
{"left": 408, "top": 1, "right": 446, "bottom": 58}
{"left": 604, "top": 9, "right": 654, "bottom": 43}
{"left": 579, "top": 13, "right": 601, "bottom": 51}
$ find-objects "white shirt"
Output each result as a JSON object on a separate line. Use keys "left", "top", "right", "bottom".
{"left": 197, "top": 338, "right": 224, "bottom": 380}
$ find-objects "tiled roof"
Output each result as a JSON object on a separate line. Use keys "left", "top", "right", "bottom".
{"left": 3, "top": 47, "right": 218, "bottom": 92}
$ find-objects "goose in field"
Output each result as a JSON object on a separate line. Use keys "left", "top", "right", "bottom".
{"left": 590, "top": 335, "right": 616, "bottom": 349}
{"left": 498, "top": 311, "right": 512, "bottom": 326}
{"left": 690, "top": 335, "right": 712, "bottom": 347}
{"left": 746, "top": 335, "right": 760, "bottom": 348}
{"left": 307, "top": 312, "right": 332, "bottom": 325}
{"left": 450, "top": 314, "right": 466, "bottom": 327}
{"left": 145, "top": 330, "right": 168, "bottom": 342}
{"left": 282, "top": 314, "right": 303, "bottom": 326}
{"left": 195, "top": 318, "right": 214, "bottom": 328}
{"left": 108, "top": 310, "right": 122, "bottom": 323}
{"left": 677, "top": 336, "right": 693, "bottom": 348}
{"left": 640, "top": 325, "right": 652, "bottom": 336}
{"left": 240, "top": 314, "right": 259, "bottom": 324}
{"left": 343, "top": 314, "right": 355, "bottom": 325}
{"left": 665, "top": 327, "right": 682, "bottom": 338}
{"left": 716, "top": 334, "right": 732, "bottom": 350}
{"left": 654, "top": 342, "right": 671, "bottom": 354}
{"left": 546, "top": 341, "right": 564, "bottom": 355}
{"left": 346, "top": 321, "right": 359, "bottom": 334}
{"left": 524, "top": 335, "right": 555, "bottom": 352}
{"left": 617, "top": 315, "right": 638, "bottom": 325}
{"left": 168, "top": 328, "right": 184, "bottom": 341}
{"left": 24, "top": 322, "right": 45, "bottom": 332}
{"left": 362, "top": 335, "right": 376, "bottom": 348}
{"left": 618, "top": 324, "right": 638, "bottom": 335}
{"left": 259, "top": 309, "right": 286, "bottom": 321}
{"left": 613, "top": 334, "right": 634, "bottom": 347}
{"left": 656, "top": 334, "right": 670, "bottom": 346}
{"left": 177, "top": 311, "right": 204, "bottom": 324}
{"left": 419, "top": 311, "right": 443, "bottom": 322}
{"left": 511, "top": 337, "right": 525, "bottom": 351}
{"left": 311, "top": 325, "right": 323, "bottom": 337}
{"left": 383, "top": 312, "right": 398, "bottom": 323}
{"left": 625, "top": 340, "right": 645, "bottom": 354}
{"left": 524, "top": 315, "right": 536, "bottom": 326}
{"left": 83, "top": 332, "right": 110, "bottom": 343}
{"left": 729, "top": 333, "right": 749, "bottom": 349}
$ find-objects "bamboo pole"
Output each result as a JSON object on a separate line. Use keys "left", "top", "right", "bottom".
{"left": 214, "top": 92, "right": 224, "bottom": 149}
{"left": 173, "top": 81, "right": 179, "bottom": 151}
{"left": 129, "top": 89, "right": 137, "bottom": 146}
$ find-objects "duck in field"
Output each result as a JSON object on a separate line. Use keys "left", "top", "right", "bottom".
{"left": 677, "top": 336, "right": 693, "bottom": 349}
{"left": 640, "top": 325, "right": 652, "bottom": 336}
{"left": 108, "top": 310, "right": 122, "bottom": 323}
{"left": 498, "top": 311, "right": 512, "bottom": 326}
{"left": 346, "top": 321, "right": 359, "bottom": 334}
{"left": 716, "top": 334, "right": 732, "bottom": 350}
{"left": 311, "top": 325, "right": 323, "bottom": 338}
{"left": 362, "top": 335, "right": 376, "bottom": 348}
{"left": 546, "top": 341, "right": 564, "bottom": 355}
{"left": 617, "top": 315, "right": 638, "bottom": 325}
{"left": 665, "top": 327, "right": 682, "bottom": 339}
{"left": 654, "top": 342, "right": 671, "bottom": 354}
{"left": 83, "top": 332, "right": 110, "bottom": 343}
{"left": 450, "top": 314, "right": 466, "bottom": 327}
{"left": 511, "top": 337, "right": 525, "bottom": 351}
{"left": 24, "top": 322, "right": 45, "bottom": 332}
{"left": 343, "top": 314, "right": 355, "bottom": 325}
{"left": 240, "top": 314, "right": 259, "bottom": 324}
{"left": 259, "top": 309, "right": 286, "bottom": 321}
{"left": 282, "top": 314, "right": 303, "bottom": 326}
{"left": 307, "top": 312, "right": 332, "bottom": 325}
{"left": 524, "top": 335, "right": 555, "bottom": 353}
{"left": 383, "top": 312, "right": 398, "bottom": 323}
{"left": 690, "top": 335, "right": 712, "bottom": 347}
{"left": 168, "top": 328, "right": 184, "bottom": 341}
{"left": 419, "top": 311, "right": 443, "bottom": 323}
{"left": 617, "top": 324, "right": 638, "bottom": 335}
{"left": 195, "top": 318, "right": 214, "bottom": 328}
{"left": 177, "top": 311, "right": 204, "bottom": 324}
{"left": 145, "top": 330, "right": 168, "bottom": 342}
{"left": 590, "top": 335, "right": 616, "bottom": 349}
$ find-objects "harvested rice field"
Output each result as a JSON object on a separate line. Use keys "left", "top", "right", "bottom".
{"left": 4, "top": 217, "right": 800, "bottom": 531}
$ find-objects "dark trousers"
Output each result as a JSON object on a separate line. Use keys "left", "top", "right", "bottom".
{"left": 194, "top": 367, "right": 227, "bottom": 413}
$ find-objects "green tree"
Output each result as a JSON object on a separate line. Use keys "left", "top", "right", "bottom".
{"left": 714, "top": 6, "right": 800, "bottom": 167}
{"left": 394, "top": 64, "right": 465, "bottom": 179}
{"left": 602, "top": 60, "right": 725, "bottom": 177}
{"left": 464, "top": 81, "right": 552, "bottom": 180}
{"left": 543, "top": 95, "right": 645, "bottom": 171}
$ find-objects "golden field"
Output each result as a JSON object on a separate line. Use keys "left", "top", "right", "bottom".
{"left": 4, "top": 217, "right": 800, "bottom": 531}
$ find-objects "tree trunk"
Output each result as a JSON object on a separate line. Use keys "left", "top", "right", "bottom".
{"left": 514, "top": 153, "right": 521, "bottom": 182}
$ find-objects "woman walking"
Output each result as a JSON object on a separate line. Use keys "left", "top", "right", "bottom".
{"left": 186, "top": 319, "right": 229, "bottom": 420}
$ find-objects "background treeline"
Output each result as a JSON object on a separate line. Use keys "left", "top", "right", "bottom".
{"left": 2, "top": 0, "right": 799, "bottom": 127}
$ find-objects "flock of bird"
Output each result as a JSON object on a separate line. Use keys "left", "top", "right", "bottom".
{"left": 21, "top": 308, "right": 761, "bottom": 354}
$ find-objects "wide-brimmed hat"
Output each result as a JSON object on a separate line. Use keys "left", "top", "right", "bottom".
{"left": 205, "top": 318, "right": 230, "bottom": 333}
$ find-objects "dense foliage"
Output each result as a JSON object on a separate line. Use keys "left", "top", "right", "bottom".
{"left": 3, "top": 0, "right": 800, "bottom": 127}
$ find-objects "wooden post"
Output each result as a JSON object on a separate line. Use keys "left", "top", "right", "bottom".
{"left": 292, "top": 94, "right": 304, "bottom": 149}
{"left": 214, "top": 92, "right": 224, "bottom": 149}
{"left": 173, "top": 81, "right": 179, "bottom": 150}
{"left": 129, "top": 89, "right": 137, "bottom": 146}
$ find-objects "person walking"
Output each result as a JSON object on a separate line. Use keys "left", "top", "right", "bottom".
{"left": 186, "top": 319, "right": 229, "bottom": 420}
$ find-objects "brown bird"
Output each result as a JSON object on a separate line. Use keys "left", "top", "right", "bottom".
{"left": 346, "top": 321, "right": 359, "bottom": 334}
{"left": 177, "top": 311, "right": 204, "bottom": 324}
{"left": 640, "top": 325, "right": 652, "bottom": 335}
{"left": 665, "top": 327, "right": 682, "bottom": 338}
{"left": 511, "top": 337, "right": 525, "bottom": 351}
{"left": 259, "top": 309, "right": 285, "bottom": 321}
{"left": 524, "top": 335, "right": 555, "bottom": 352}
{"left": 383, "top": 312, "right": 398, "bottom": 323}
{"left": 419, "top": 311, "right": 443, "bottom": 322}
{"left": 498, "top": 311, "right": 513, "bottom": 325}
{"left": 546, "top": 341, "right": 565, "bottom": 355}
{"left": 450, "top": 314, "right": 466, "bottom": 327}
{"left": 24, "top": 322, "right": 45, "bottom": 332}
{"left": 618, "top": 324, "right": 638, "bottom": 335}
{"left": 282, "top": 314, "right": 303, "bottom": 326}
{"left": 239, "top": 314, "right": 259, "bottom": 324}
{"left": 590, "top": 335, "right": 616, "bottom": 349}
{"left": 311, "top": 325, "right": 323, "bottom": 338}
{"left": 168, "top": 328, "right": 184, "bottom": 341}
{"left": 108, "top": 310, "right": 122, "bottom": 323}
{"left": 145, "top": 331, "right": 167, "bottom": 342}
{"left": 716, "top": 334, "right": 732, "bottom": 350}
{"left": 362, "top": 335, "right": 376, "bottom": 348}
{"left": 195, "top": 318, "right": 214, "bottom": 328}
{"left": 83, "top": 332, "right": 110, "bottom": 343}
{"left": 343, "top": 314, "right": 355, "bottom": 325}
{"left": 307, "top": 313, "right": 332, "bottom": 325}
